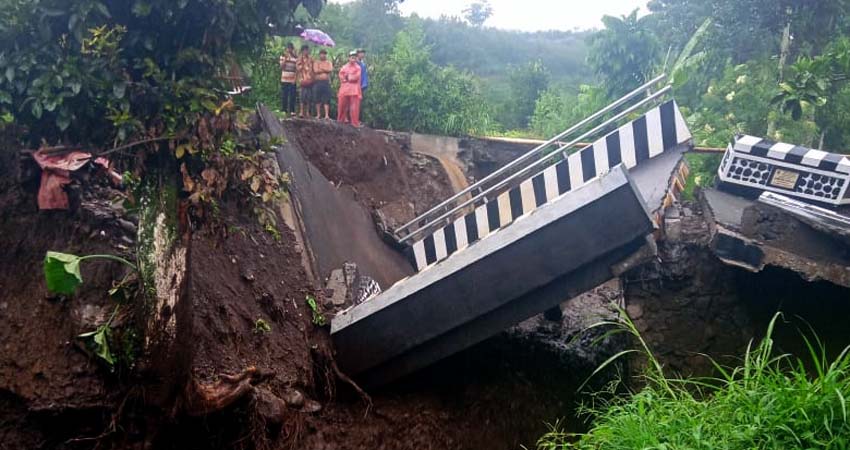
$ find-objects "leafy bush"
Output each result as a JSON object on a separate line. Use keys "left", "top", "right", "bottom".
{"left": 684, "top": 60, "right": 818, "bottom": 148}
{"left": 531, "top": 84, "right": 610, "bottom": 139}
{"left": 0, "top": 0, "right": 320, "bottom": 148}
{"left": 363, "top": 21, "right": 494, "bottom": 136}
{"left": 537, "top": 313, "right": 850, "bottom": 449}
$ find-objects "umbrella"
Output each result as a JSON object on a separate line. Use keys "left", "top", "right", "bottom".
{"left": 300, "top": 28, "right": 335, "bottom": 47}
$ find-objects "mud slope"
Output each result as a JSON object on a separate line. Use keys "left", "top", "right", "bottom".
{"left": 282, "top": 119, "right": 454, "bottom": 231}
{"left": 0, "top": 152, "right": 131, "bottom": 447}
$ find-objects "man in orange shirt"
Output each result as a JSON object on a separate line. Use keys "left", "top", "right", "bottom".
{"left": 312, "top": 49, "right": 333, "bottom": 120}
{"left": 337, "top": 51, "right": 363, "bottom": 127}
{"left": 296, "top": 45, "right": 314, "bottom": 118}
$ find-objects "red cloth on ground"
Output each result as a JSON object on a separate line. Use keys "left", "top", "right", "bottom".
{"left": 32, "top": 149, "right": 92, "bottom": 210}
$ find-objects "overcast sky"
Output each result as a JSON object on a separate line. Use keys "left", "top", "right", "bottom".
{"left": 329, "top": 0, "right": 649, "bottom": 32}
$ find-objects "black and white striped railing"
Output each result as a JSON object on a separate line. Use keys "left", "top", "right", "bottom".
{"left": 409, "top": 99, "right": 692, "bottom": 271}
{"left": 718, "top": 135, "right": 850, "bottom": 206}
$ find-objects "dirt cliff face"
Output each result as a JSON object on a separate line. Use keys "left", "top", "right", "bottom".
{"left": 0, "top": 126, "right": 598, "bottom": 450}
{"left": 624, "top": 200, "right": 850, "bottom": 378}
{"left": 282, "top": 119, "right": 454, "bottom": 232}
{"left": 7, "top": 117, "right": 847, "bottom": 450}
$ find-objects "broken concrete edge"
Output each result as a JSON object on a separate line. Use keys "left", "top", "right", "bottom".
{"left": 758, "top": 192, "right": 850, "bottom": 244}
{"left": 331, "top": 164, "right": 654, "bottom": 334}
{"left": 256, "top": 104, "right": 324, "bottom": 286}
{"left": 272, "top": 145, "right": 323, "bottom": 284}
{"left": 710, "top": 225, "right": 850, "bottom": 288}
{"left": 611, "top": 235, "right": 659, "bottom": 278}
{"left": 653, "top": 152, "right": 691, "bottom": 239}
{"left": 702, "top": 189, "right": 850, "bottom": 289}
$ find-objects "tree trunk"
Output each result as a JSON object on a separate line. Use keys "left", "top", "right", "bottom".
{"left": 768, "top": 7, "right": 794, "bottom": 138}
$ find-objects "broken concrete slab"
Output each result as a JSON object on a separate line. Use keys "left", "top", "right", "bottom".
{"left": 331, "top": 166, "right": 656, "bottom": 386}
{"left": 701, "top": 187, "right": 850, "bottom": 288}
{"left": 759, "top": 192, "right": 850, "bottom": 246}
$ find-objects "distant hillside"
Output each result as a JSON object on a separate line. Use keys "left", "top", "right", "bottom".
{"left": 421, "top": 17, "right": 593, "bottom": 82}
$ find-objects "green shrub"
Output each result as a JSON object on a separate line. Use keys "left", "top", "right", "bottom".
{"left": 537, "top": 313, "right": 850, "bottom": 449}
{"left": 0, "top": 0, "right": 320, "bottom": 147}
{"left": 363, "top": 21, "right": 494, "bottom": 136}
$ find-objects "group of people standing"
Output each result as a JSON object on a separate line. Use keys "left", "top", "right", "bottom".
{"left": 279, "top": 43, "right": 368, "bottom": 128}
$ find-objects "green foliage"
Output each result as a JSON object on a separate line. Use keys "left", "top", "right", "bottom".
{"left": 43, "top": 251, "right": 84, "bottom": 295}
{"left": 43, "top": 251, "right": 138, "bottom": 368}
{"left": 78, "top": 306, "right": 119, "bottom": 366}
{"left": 0, "top": 0, "right": 320, "bottom": 147}
{"left": 537, "top": 313, "right": 850, "bottom": 449}
{"left": 44, "top": 251, "right": 135, "bottom": 295}
{"left": 238, "top": 37, "right": 289, "bottom": 111}
{"left": 306, "top": 294, "right": 326, "bottom": 327}
{"left": 682, "top": 153, "right": 722, "bottom": 200}
{"left": 253, "top": 318, "right": 272, "bottom": 334}
{"left": 588, "top": 10, "right": 660, "bottom": 97}
{"left": 684, "top": 60, "right": 818, "bottom": 147}
{"left": 463, "top": 1, "right": 493, "bottom": 28}
{"left": 364, "top": 21, "right": 493, "bottom": 136}
{"left": 502, "top": 60, "right": 550, "bottom": 130}
{"left": 774, "top": 57, "right": 831, "bottom": 121}
{"left": 775, "top": 37, "right": 850, "bottom": 149}
{"left": 531, "top": 84, "right": 609, "bottom": 139}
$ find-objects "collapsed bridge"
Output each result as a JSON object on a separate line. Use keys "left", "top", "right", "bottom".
{"left": 327, "top": 76, "right": 694, "bottom": 386}
{"left": 263, "top": 74, "right": 850, "bottom": 388}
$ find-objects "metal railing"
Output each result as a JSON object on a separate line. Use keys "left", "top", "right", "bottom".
{"left": 395, "top": 74, "right": 670, "bottom": 244}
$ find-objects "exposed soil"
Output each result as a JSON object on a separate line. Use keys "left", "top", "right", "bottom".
{"left": 0, "top": 151, "right": 135, "bottom": 447}
{"left": 301, "top": 334, "right": 591, "bottom": 450}
{"left": 7, "top": 117, "right": 849, "bottom": 450}
{"left": 0, "top": 143, "right": 593, "bottom": 450}
{"left": 282, "top": 119, "right": 454, "bottom": 231}
{"left": 152, "top": 196, "right": 326, "bottom": 449}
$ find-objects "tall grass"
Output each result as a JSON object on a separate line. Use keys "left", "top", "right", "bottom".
{"left": 537, "top": 312, "right": 850, "bottom": 449}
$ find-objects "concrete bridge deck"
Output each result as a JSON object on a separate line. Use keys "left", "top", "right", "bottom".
{"left": 330, "top": 98, "right": 693, "bottom": 386}
{"left": 331, "top": 166, "right": 658, "bottom": 386}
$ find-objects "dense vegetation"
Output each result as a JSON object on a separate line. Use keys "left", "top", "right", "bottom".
{"left": 537, "top": 315, "right": 850, "bottom": 449}
{"left": 0, "top": 0, "right": 319, "bottom": 150}
{"left": 563, "top": 0, "right": 850, "bottom": 150}
{"left": 243, "top": 0, "right": 592, "bottom": 135}
{"left": 253, "top": 0, "right": 850, "bottom": 154}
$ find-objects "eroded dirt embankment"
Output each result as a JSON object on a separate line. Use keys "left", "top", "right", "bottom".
{"left": 0, "top": 122, "right": 615, "bottom": 450}
{"left": 0, "top": 145, "right": 332, "bottom": 449}
{"left": 282, "top": 119, "right": 454, "bottom": 234}
{"left": 0, "top": 147, "right": 132, "bottom": 447}
{"left": 7, "top": 116, "right": 848, "bottom": 450}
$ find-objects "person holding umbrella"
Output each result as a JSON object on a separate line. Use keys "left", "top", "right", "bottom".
{"left": 279, "top": 43, "right": 298, "bottom": 117}
{"left": 312, "top": 49, "right": 333, "bottom": 120}
{"left": 337, "top": 50, "right": 363, "bottom": 128}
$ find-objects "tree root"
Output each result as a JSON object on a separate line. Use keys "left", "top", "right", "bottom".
{"left": 182, "top": 366, "right": 275, "bottom": 417}
{"left": 329, "top": 356, "right": 373, "bottom": 416}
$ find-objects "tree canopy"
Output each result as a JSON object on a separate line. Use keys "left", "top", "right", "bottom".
{"left": 0, "top": 0, "right": 321, "bottom": 148}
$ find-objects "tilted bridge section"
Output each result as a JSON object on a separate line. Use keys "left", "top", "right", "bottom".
{"left": 330, "top": 75, "right": 694, "bottom": 387}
